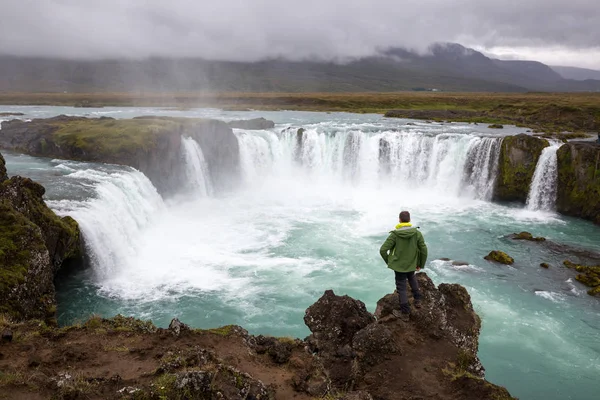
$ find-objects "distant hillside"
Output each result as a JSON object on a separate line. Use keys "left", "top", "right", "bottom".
{"left": 552, "top": 65, "right": 600, "bottom": 81}
{"left": 1, "top": 43, "right": 599, "bottom": 93}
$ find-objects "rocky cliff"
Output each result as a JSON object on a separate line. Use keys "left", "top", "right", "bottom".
{"left": 493, "top": 134, "right": 549, "bottom": 202}
{"left": 556, "top": 142, "right": 600, "bottom": 224}
{"left": 0, "top": 273, "right": 514, "bottom": 400}
{"left": 0, "top": 116, "right": 240, "bottom": 194}
{"left": 0, "top": 153, "right": 81, "bottom": 321}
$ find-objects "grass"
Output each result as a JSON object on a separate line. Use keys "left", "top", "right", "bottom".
{"left": 1, "top": 91, "right": 599, "bottom": 133}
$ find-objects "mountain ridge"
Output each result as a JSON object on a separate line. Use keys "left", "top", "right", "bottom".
{"left": 1, "top": 43, "right": 599, "bottom": 93}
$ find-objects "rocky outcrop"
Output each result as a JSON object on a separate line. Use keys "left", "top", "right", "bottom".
{"left": 0, "top": 155, "right": 81, "bottom": 321}
{"left": 484, "top": 250, "right": 514, "bottom": 265}
{"left": 556, "top": 142, "right": 600, "bottom": 224}
{"left": 494, "top": 134, "right": 549, "bottom": 202}
{"left": 0, "top": 152, "right": 7, "bottom": 182}
{"left": 227, "top": 117, "right": 275, "bottom": 130}
{"left": 0, "top": 274, "right": 515, "bottom": 400}
{"left": 563, "top": 260, "right": 600, "bottom": 297}
{"left": 509, "top": 231, "right": 546, "bottom": 241}
{"left": 0, "top": 115, "right": 240, "bottom": 195}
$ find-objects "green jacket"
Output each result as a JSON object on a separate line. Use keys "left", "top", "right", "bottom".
{"left": 379, "top": 226, "right": 428, "bottom": 272}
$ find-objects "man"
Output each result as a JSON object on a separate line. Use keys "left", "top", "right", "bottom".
{"left": 379, "top": 211, "right": 428, "bottom": 321}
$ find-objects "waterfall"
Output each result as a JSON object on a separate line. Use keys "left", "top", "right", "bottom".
{"left": 526, "top": 143, "right": 562, "bottom": 211}
{"left": 48, "top": 168, "right": 165, "bottom": 278}
{"left": 236, "top": 128, "right": 503, "bottom": 199}
{"left": 181, "top": 136, "right": 213, "bottom": 196}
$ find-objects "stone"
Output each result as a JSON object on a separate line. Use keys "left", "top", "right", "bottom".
{"left": 1, "top": 330, "right": 13, "bottom": 343}
{"left": 304, "top": 289, "right": 375, "bottom": 354}
{"left": 511, "top": 231, "right": 546, "bottom": 241}
{"left": 540, "top": 263, "right": 550, "bottom": 269}
{"left": 168, "top": 318, "right": 190, "bottom": 336}
{"left": 484, "top": 250, "right": 515, "bottom": 265}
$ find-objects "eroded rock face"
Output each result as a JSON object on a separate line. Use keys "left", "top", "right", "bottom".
{"left": 0, "top": 152, "right": 7, "bottom": 182}
{"left": 556, "top": 142, "right": 600, "bottom": 225}
{"left": 494, "top": 134, "right": 549, "bottom": 203}
{"left": 0, "top": 116, "right": 241, "bottom": 195}
{"left": 0, "top": 157, "right": 81, "bottom": 321}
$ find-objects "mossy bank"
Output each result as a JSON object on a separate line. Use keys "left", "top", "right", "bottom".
{"left": 0, "top": 153, "right": 81, "bottom": 322}
{"left": 0, "top": 115, "right": 241, "bottom": 195}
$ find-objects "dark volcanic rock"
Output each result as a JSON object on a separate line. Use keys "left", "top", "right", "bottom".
{"left": 0, "top": 152, "right": 7, "bottom": 182}
{"left": 556, "top": 142, "right": 600, "bottom": 225}
{"left": 304, "top": 289, "right": 375, "bottom": 353}
{"left": 494, "top": 134, "right": 549, "bottom": 203}
{"left": 227, "top": 117, "right": 275, "bottom": 130}
{"left": 0, "top": 157, "right": 81, "bottom": 321}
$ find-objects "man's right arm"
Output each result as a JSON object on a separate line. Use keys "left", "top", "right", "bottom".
{"left": 379, "top": 233, "right": 395, "bottom": 264}
{"left": 417, "top": 231, "right": 428, "bottom": 269}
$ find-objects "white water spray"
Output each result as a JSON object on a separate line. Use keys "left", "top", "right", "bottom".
{"left": 49, "top": 168, "right": 165, "bottom": 279}
{"left": 237, "top": 128, "right": 502, "bottom": 199}
{"left": 526, "top": 143, "right": 562, "bottom": 211}
{"left": 181, "top": 136, "right": 213, "bottom": 196}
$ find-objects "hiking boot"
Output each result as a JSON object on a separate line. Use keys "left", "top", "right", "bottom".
{"left": 392, "top": 309, "right": 410, "bottom": 322}
{"left": 414, "top": 299, "right": 422, "bottom": 309}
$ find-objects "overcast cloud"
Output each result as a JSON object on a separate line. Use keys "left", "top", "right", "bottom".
{"left": 1, "top": 0, "right": 599, "bottom": 68}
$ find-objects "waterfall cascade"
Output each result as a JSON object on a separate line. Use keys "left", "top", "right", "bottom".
{"left": 236, "top": 128, "right": 503, "bottom": 200}
{"left": 49, "top": 168, "right": 165, "bottom": 278}
{"left": 181, "top": 136, "right": 214, "bottom": 196}
{"left": 526, "top": 142, "right": 562, "bottom": 211}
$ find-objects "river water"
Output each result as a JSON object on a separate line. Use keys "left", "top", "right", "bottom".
{"left": 2, "top": 106, "right": 599, "bottom": 400}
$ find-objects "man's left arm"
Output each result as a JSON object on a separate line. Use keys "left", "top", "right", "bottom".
{"left": 417, "top": 231, "right": 428, "bottom": 269}
{"left": 379, "top": 233, "right": 395, "bottom": 264}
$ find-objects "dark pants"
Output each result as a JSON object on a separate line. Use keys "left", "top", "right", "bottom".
{"left": 395, "top": 271, "right": 421, "bottom": 313}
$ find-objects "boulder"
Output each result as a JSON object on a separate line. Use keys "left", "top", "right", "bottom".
{"left": 540, "top": 263, "right": 550, "bottom": 269}
{"left": 556, "top": 142, "right": 600, "bottom": 225}
{"left": 227, "top": 118, "right": 275, "bottom": 130}
{"left": 563, "top": 260, "right": 600, "bottom": 297}
{"left": 510, "top": 231, "right": 546, "bottom": 241}
{"left": 494, "top": 134, "right": 549, "bottom": 203}
{"left": 488, "top": 124, "right": 504, "bottom": 129}
{"left": 304, "top": 289, "right": 375, "bottom": 354}
{"left": 484, "top": 250, "right": 515, "bottom": 265}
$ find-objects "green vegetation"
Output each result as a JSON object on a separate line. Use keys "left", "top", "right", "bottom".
{"left": 564, "top": 261, "right": 600, "bottom": 296}
{"left": 495, "top": 135, "right": 549, "bottom": 203}
{"left": 556, "top": 144, "right": 600, "bottom": 224}
{"left": 1, "top": 92, "right": 600, "bottom": 133}
{"left": 484, "top": 251, "right": 515, "bottom": 265}
{"left": 513, "top": 231, "right": 546, "bottom": 241}
{"left": 48, "top": 118, "right": 183, "bottom": 161}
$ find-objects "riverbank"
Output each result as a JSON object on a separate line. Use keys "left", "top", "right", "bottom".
{"left": 1, "top": 92, "right": 599, "bottom": 134}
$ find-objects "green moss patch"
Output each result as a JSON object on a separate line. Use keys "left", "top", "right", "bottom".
{"left": 564, "top": 260, "right": 600, "bottom": 297}
{"left": 484, "top": 251, "right": 514, "bottom": 265}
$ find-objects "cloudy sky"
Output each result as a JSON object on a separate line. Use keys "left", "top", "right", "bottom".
{"left": 1, "top": 0, "right": 599, "bottom": 69}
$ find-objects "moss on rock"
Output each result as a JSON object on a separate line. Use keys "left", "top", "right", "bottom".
{"left": 563, "top": 260, "right": 600, "bottom": 297}
{"left": 0, "top": 201, "right": 54, "bottom": 321}
{"left": 540, "top": 263, "right": 550, "bottom": 269}
{"left": 484, "top": 251, "right": 514, "bottom": 265}
{"left": 494, "top": 134, "right": 549, "bottom": 203}
{"left": 0, "top": 159, "right": 82, "bottom": 321}
{"left": 556, "top": 142, "right": 600, "bottom": 225}
{"left": 512, "top": 231, "right": 546, "bottom": 241}
{"left": 488, "top": 124, "right": 504, "bottom": 129}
